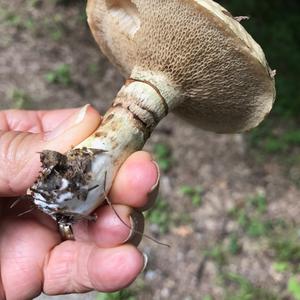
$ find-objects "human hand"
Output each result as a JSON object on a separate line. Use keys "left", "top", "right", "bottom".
{"left": 0, "top": 106, "right": 159, "bottom": 299}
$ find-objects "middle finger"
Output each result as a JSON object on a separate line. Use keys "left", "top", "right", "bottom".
{"left": 73, "top": 204, "right": 144, "bottom": 247}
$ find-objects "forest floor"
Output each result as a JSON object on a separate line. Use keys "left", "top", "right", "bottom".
{"left": 1, "top": 1, "right": 300, "bottom": 299}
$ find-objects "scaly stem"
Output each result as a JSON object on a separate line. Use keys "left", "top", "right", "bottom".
{"left": 31, "top": 79, "right": 169, "bottom": 222}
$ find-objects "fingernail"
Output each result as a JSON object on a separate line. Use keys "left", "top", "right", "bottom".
{"left": 144, "top": 161, "right": 160, "bottom": 209}
{"left": 75, "top": 104, "right": 90, "bottom": 125}
{"left": 123, "top": 210, "right": 144, "bottom": 246}
{"left": 123, "top": 216, "right": 135, "bottom": 244}
{"left": 150, "top": 161, "right": 160, "bottom": 193}
{"left": 45, "top": 104, "right": 90, "bottom": 140}
{"left": 142, "top": 253, "right": 148, "bottom": 273}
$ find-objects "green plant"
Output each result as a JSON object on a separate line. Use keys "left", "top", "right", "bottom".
{"left": 88, "top": 63, "right": 100, "bottom": 75}
{"left": 79, "top": 7, "right": 88, "bottom": 23}
{"left": 246, "top": 218, "right": 273, "bottom": 238}
{"left": 145, "top": 197, "right": 171, "bottom": 234}
{"left": 97, "top": 289, "right": 136, "bottom": 300}
{"left": 206, "top": 245, "right": 227, "bottom": 266}
{"left": 172, "top": 211, "right": 192, "bottom": 225}
{"left": 263, "top": 137, "right": 287, "bottom": 153}
{"left": 288, "top": 277, "right": 300, "bottom": 300}
{"left": 180, "top": 185, "right": 203, "bottom": 206}
{"left": 24, "top": 18, "right": 35, "bottom": 30}
{"left": 228, "top": 234, "right": 242, "bottom": 255}
{"left": 50, "top": 28, "right": 63, "bottom": 41}
{"left": 45, "top": 64, "right": 72, "bottom": 86}
{"left": 4, "top": 12, "right": 22, "bottom": 27}
{"left": 26, "top": 0, "right": 41, "bottom": 7}
{"left": 249, "top": 194, "right": 267, "bottom": 214}
{"left": 273, "top": 262, "right": 289, "bottom": 273}
{"left": 1, "top": 7, "right": 35, "bottom": 31}
{"left": 10, "top": 89, "right": 32, "bottom": 109}
{"left": 153, "top": 143, "right": 172, "bottom": 172}
{"left": 249, "top": 121, "right": 300, "bottom": 155}
{"left": 270, "top": 236, "right": 300, "bottom": 266}
{"left": 229, "top": 194, "right": 273, "bottom": 238}
{"left": 282, "top": 130, "right": 300, "bottom": 146}
{"left": 223, "top": 273, "right": 279, "bottom": 300}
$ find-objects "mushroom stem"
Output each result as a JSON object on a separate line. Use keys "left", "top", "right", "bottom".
{"left": 31, "top": 79, "right": 172, "bottom": 221}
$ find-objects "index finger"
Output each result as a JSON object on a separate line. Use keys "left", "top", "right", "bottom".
{"left": 0, "top": 108, "right": 79, "bottom": 133}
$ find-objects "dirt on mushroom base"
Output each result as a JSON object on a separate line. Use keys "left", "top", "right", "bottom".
{"left": 1, "top": 1, "right": 299, "bottom": 299}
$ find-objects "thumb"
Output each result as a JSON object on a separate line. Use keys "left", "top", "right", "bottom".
{"left": 0, "top": 105, "right": 101, "bottom": 196}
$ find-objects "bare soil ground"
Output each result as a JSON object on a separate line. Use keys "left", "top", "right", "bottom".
{"left": 1, "top": 1, "right": 299, "bottom": 299}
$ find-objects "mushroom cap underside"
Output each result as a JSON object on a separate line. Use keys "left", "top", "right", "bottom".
{"left": 87, "top": 0, "right": 276, "bottom": 133}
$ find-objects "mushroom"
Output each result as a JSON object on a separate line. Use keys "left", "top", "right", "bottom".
{"left": 30, "top": 0, "right": 276, "bottom": 233}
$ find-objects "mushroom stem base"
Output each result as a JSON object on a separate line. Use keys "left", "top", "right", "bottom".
{"left": 30, "top": 80, "right": 169, "bottom": 222}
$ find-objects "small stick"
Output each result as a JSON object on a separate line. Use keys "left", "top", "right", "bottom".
{"left": 88, "top": 185, "right": 100, "bottom": 192}
{"left": 10, "top": 198, "right": 22, "bottom": 209}
{"left": 17, "top": 206, "right": 35, "bottom": 217}
{"left": 10, "top": 195, "right": 33, "bottom": 209}
{"left": 103, "top": 172, "right": 170, "bottom": 248}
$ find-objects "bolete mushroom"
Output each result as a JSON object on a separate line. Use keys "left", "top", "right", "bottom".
{"left": 30, "top": 0, "right": 276, "bottom": 237}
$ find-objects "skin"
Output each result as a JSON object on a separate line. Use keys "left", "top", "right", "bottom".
{"left": 0, "top": 106, "right": 159, "bottom": 299}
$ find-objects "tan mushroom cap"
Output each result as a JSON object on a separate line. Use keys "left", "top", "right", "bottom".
{"left": 87, "top": 0, "right": 276, "bottom": 133}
